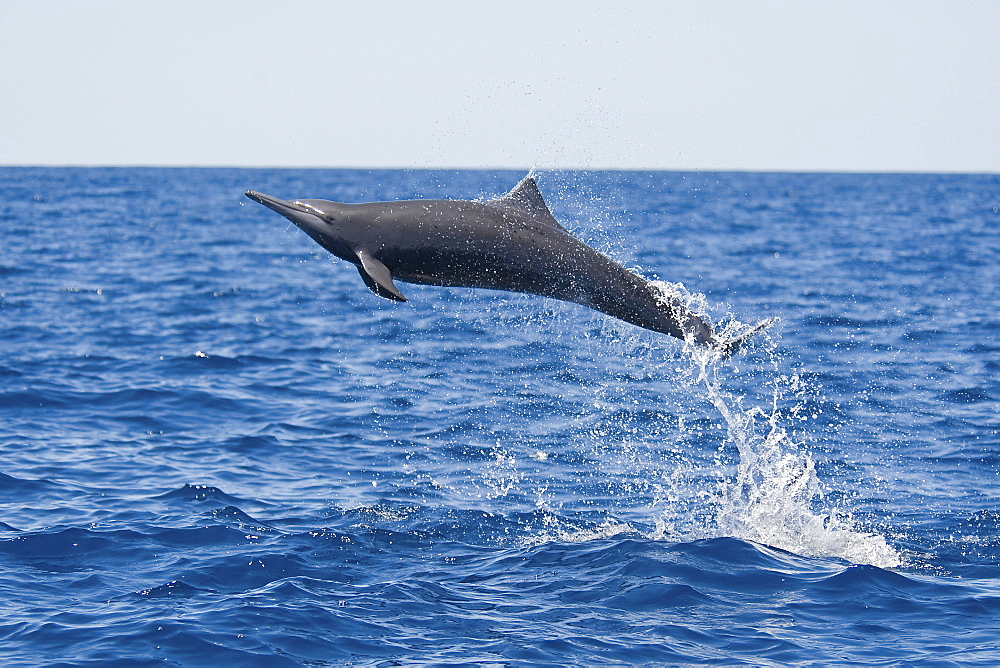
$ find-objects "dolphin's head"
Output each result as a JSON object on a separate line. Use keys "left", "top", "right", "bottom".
{"left": 245, "top": 191, "right": 354, "bottom": 262}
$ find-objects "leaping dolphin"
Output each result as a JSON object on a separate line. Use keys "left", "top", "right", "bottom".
{"left": 245, "top": 175, "right": 772, "bottom": 356}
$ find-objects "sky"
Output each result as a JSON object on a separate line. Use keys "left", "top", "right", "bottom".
{"left": 1, "top": 1, "right": 998, "bottom": 172}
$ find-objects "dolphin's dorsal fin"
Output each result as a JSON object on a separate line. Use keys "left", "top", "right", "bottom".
{"left": 489, "top": 175, "right": 565, "bottom": 230}
{"left": 356, "top": 250, "right": 407, "bottom": 302}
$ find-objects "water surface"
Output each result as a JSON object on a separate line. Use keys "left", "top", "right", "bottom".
{"left": 1, "top": 167, "right": 998, "bottom": 665}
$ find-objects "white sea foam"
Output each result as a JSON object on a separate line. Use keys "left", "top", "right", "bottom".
{"left": 526, "top": 512, "right": 638, "bottom": 546}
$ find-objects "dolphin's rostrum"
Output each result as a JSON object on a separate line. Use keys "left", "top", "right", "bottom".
{"left": 245, "top": 175, "right": 771, "bottom": 356}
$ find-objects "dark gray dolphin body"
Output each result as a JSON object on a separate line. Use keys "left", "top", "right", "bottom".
{"left": 245, "top": 175, "right": 770, "bottom": 355}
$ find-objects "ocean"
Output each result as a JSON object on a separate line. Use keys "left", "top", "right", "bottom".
{"left": 1, "top": 166, "right": 998, "bottom": 666}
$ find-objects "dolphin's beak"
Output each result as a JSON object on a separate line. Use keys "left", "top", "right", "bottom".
{"left": 245, "top": 190, "right": 335, "bottom": 254}
{"left": 246, "top": 191, "right": 299, "bottom": 216}
{"left": 245, "top": 191, "right": 324, "bottom": 229}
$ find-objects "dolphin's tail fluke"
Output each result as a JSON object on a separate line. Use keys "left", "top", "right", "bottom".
{"left": 708, "top": 317, "right": 779, "bottom": 359}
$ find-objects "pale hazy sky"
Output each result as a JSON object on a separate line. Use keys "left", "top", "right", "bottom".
{"left": 2, "top": 1, "right": 997, "bottom": 172}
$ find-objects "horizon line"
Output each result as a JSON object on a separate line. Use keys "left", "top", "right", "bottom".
{"left": 1, "top": 163, "right": 997, "bottom": 177}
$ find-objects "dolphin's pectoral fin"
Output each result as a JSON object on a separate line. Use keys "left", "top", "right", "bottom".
{"left": 488, "top": 174, "right": 566, "bottom": 230}
{"left": 356, "top": 250, "right": 407, "bottom": 302}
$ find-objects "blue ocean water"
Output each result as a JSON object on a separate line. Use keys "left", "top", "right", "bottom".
{"left": 1, "top": 166, "right": 998, "bottom": 666}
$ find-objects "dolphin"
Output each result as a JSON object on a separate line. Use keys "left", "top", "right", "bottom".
{"left": 245, "top": 175, "right": 772, "bottom": 356}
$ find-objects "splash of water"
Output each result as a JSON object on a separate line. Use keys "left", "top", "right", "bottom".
{"left": 684, "top": 323, "right": 901, "bottom": 569}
